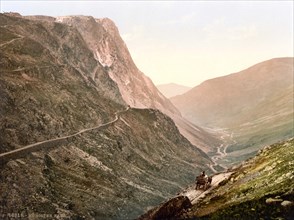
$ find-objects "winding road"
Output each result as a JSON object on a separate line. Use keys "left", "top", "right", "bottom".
{"left": 0, "top": 107, "right": 130, "bottom": 165}
{"left": 209, "top": 143, "right": 228, "bottom": 172}
{"left": 208, "top": 131, "right": 236, "bottom": 173}
{"left": 0, "top": 33, "right": 24, "bottom": 48}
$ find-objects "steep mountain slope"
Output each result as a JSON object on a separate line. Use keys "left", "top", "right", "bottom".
{"left": 157, "top": 83, "right": 191, "bottom": 98}
{"left": 171, "top": 58, "right": 293, "bottom": 128}
{"left": 171, "top": 58, "right": 294, "bottom": 164}
{"left": 54, "top": 15, "right": 180, "bottom": 116}
{"left": 51, "top": 15, "right": 221, "bottom": 152}
{"left": 0, "top": 108, "right": 211, "bottom": 219}
{"left": 0, "top": 13, "right": 212, "bottom": 219}
{"left": 0, "top": 13, "right": 124, "bottom": 153}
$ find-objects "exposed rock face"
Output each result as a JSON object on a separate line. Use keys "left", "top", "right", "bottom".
{"left": 0, "top": 14, "right": 124, "bottom": 153}
{"left": 172, "top": 57, "right": 294, "bottom": 163}
{"left": 0, "top": 13, "right": 212, "bottom": 219}
{"left": 52, "top": 15, "right": 221, "bottom": 152}
{"left": 55, "top": 15, "right": 180, "bottom": 116}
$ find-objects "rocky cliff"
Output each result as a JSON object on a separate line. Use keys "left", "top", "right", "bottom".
{"left": 0, "top": 13, "right": 124, "bottom": 153}
{"left": 0, "top": 13, "right": 213, "bottom": 219}
{"left": 50, "top": 15, "right": 221, "bottom": 152}
{"left": 54, "top": 15, "right": 180, "bottom": 116}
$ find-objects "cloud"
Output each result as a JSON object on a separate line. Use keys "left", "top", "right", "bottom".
{"left": 203, "top": 18, "right": 257, "bottom": 41}
{"left": 121, "top": 25, "right": 145, "bottom": 42}
{"left": 159, "top": 12, "right": 197, "bottom": 25}
{"left": 227, "top": 25, "right": 257, "bottom": 40}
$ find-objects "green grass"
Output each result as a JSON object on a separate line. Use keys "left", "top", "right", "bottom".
{"left": 187, "top": 138, "right": 294, "bottom": 219}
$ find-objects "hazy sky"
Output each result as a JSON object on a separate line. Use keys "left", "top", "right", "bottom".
{"left": 1, "top": 1, "right": 293, "bottom": 87}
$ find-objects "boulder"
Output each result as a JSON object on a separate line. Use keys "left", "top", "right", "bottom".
{"left": 138, "top": 196, "right": 192, "bottom": 220}
{"left": 265, "top": 197, "right": 283, "bottom": 204}
{"left": 281, "top": 200, "right": 294, "bottom": 208}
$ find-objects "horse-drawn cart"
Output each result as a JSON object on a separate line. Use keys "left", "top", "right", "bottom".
{"left": 195, "top": 175, "right": 212, "bottom": 190}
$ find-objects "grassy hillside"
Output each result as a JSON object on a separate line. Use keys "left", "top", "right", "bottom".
{"left": 171, "top": 58, "right": 293, "bottom": 166}
{"left": 223, "top": 85, "right": 293, "bottom": 166}
{"left": 183, "top": 138, "right": 294, "bottom": 219}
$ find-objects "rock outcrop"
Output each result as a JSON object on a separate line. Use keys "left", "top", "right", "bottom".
{"left": 138, "top": 196, "right": 192, "bottom": 220}
{"left": 55, "top": 15, "right": 180, "bottom": 116}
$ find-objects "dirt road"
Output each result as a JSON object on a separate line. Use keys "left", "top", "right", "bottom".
{"left": 0, "top": 34, "right": 24, "bottom": 48}
{"left": 181, "top": 172, "right": 233, "bottom": 204}
{"left": 0, "top": 107, "right": 129, "bottom": 164}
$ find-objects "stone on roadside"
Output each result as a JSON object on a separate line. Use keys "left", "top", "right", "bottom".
{"left": 265, "top": 197, "right": 283, "bottom": 204}
{"left": 281, "top": 200, "right": 294, "bottom": 208}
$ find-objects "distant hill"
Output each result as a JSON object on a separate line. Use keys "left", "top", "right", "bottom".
{"left": 157, "top": 83, "right": 191, "bottom": 98}
{"left": 171, "top": 57, "right": 294, "bottom": 165}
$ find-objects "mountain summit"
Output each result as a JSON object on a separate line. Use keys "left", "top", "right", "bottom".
{"left": 55, "top": 15, "right": 180, "bottom": 116}
{"left": 52, "top": 15, "right": 220, "bottom": 152}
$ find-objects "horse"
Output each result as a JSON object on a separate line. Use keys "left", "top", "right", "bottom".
{"left": 195, "top": 175, "right": 212, "bottom": 190}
